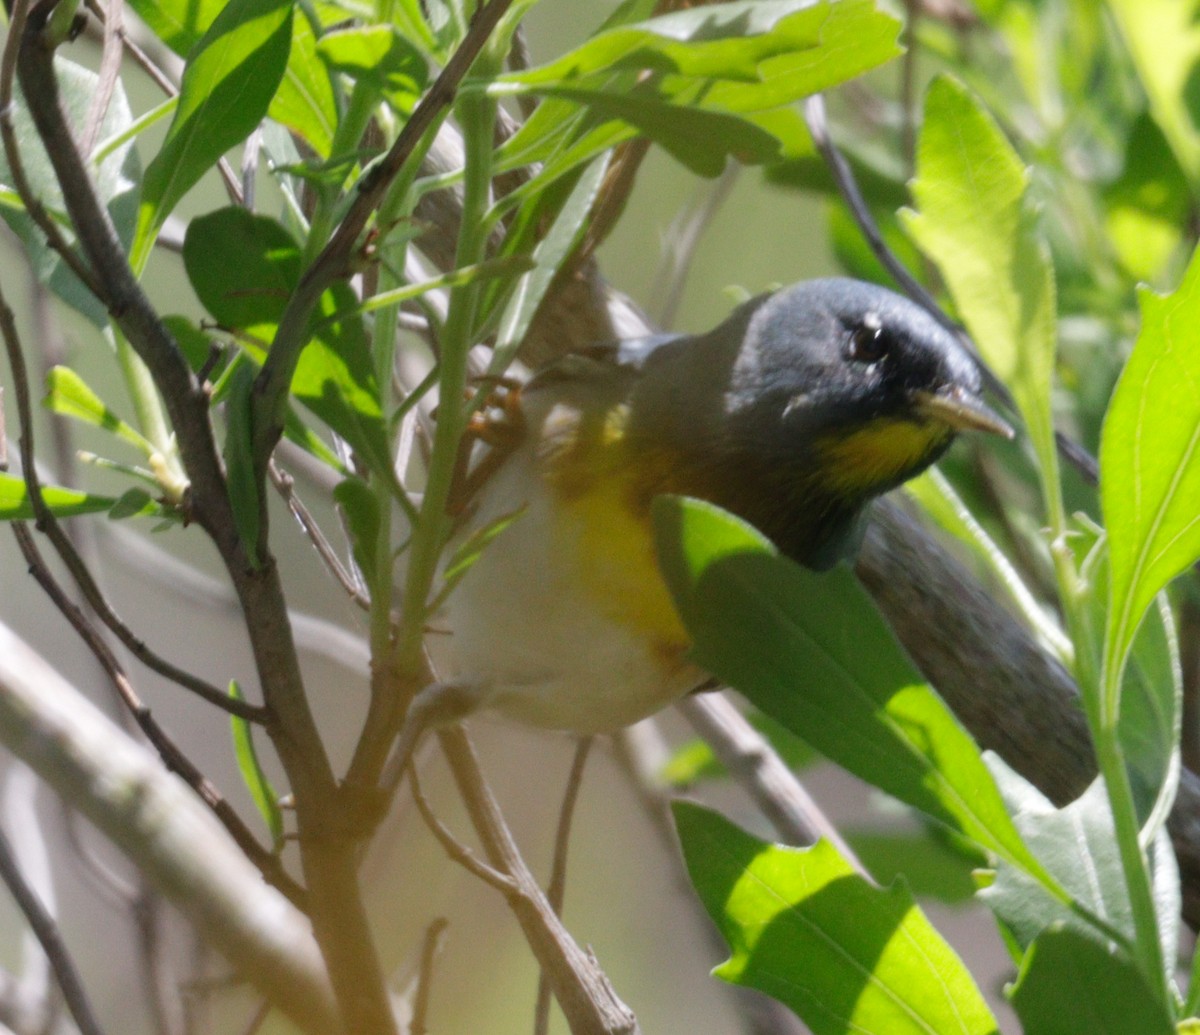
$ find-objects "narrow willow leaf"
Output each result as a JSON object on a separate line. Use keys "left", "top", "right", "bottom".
{"left": 133, "top": 0, "right": 293, "bottom": 270}
{"left": 653, "top": 496, "right": 1051, "bottom": 884}
{"left": 904, "top": 76, "right": 1057, "bottom": 475}
{"left": 43, "top": 366, "right": 155, "bottom": 455}
{"left": 675, "top": 802, "right": 999, "bottom": 1035}
{"left": 1100, "top": 244, "right": 1200, "bottom": 700}
{"left": 1009, "top": 926, "right": 1173, "bottom": 1034}
{"left": 229, "top": 680, "right": 283, "bottom": 846}
{"left": 0, "top": 474, "right": 131, "bottom": 519}
{"left": 332, "top": 476, "right": 381, "bottom": 595}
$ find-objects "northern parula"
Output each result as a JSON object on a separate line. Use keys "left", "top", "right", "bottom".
{"left": 425, "top": 278, "right": 1011, "bottom": 740}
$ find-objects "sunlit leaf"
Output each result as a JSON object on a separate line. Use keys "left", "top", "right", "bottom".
{"left": 0, "top": 474, "right": 145, "bottom": 520}
{"left": 133, "top": 0, "right": 293, "bottom": 270}
{"left": 1100, "top": 244, "right": 1200, "bottom": 702}
{"left": 653, "top": 496, "right": 1049, "bottom": 882}
{"left": 270, "top": 9, "right": 337, "bottom": 158}
{"left": 43, "top": 366, "right": 155, "bottom": 455}
{"left": 904, "top": 76, "right": 1057, "bottom": 475}
{"left": 675, "top": 802, "right": 999, "bottom": 1035}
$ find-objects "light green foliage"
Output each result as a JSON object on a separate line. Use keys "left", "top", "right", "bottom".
{"left": 1101, "top": 252, "right": 1200, "bottom": 711}
{"left": 133, "top": 0, "right": 294, "bottom": 270}
{"left": 904, "top": 77, "right": 1058, "bottom": 484}
{"left": 653, "top": 496, "right": 1048, "bottom": 881}
{"left": 675, "top": 802, "right": 999, "bottom": 1035}
{"left": 229, "top": 681, "right": 284, "bottom": 846}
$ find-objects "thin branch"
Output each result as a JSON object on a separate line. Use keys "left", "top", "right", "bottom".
{"left": 409, "top": 763, "right": 516, "bottom": 894}
{"left": 438, "top": 726, "right": 640, "bottom": 1035}
{"left": 269, "top": 462, "right": 371, "bottom": 611}
{"left": 649, "top": 162, "right": 739, "bottom": 330}
{"left": 676, "top": 694, "right": 865, "bottom": 870}
{"left": 534, "top": 737, "right": 592, "bottom": 1035}
{"left": 0, "top": 267, "right": 262, "bottom": 722}
{"left": 80, "top": 0, "right": 123, "bottom": 155}
{"left": 409, "top": 918, "right": 449, "bottom": 1035}
{"left": 0, "top": 826, "right": 107, "bottom": 1035}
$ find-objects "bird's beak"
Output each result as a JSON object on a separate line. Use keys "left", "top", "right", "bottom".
{"left": 911, "top": 386, "right": 1015, "bottom": 439}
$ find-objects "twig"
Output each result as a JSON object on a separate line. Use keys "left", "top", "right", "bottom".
{"left": 649, "top": 162, "right": 739, "bottom": 330}
{"left": 269, "top": 462, "right": 371, "bottom": 611}
{"left": 409, "top": 762, "right": 516, "bottom": 894}
{"left": 80, "top": 0, "right": 123, "bottom": 155}
{"left": 534, "top": 737, "right": 592, "bottom": 1035}
{"left": 0, "top": 825, "right": 107, "bottom": 1035}
{"left": 0, "top": 1, "right": 103, "bottom": 298}
{"left": 438, "top": 726, "right": 640, "bottom": 1035}
{"left": 410, "top": 918, "right": 449, "bottom": 1035}
{"left": 17, "top": 18, "right": 390, "bottom": 1026}
{"left": 675, "top": 695, "right": 866, "bottom": 871}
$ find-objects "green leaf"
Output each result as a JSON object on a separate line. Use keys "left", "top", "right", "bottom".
{"left": 674, "top": 802, "right": 999, "bottom": 1035}
{"left": 183, "top": 207, "right": 392, "bottom": 483}
{"left": 496, "top": 0, "right": 899, "bottom": 181}
{"left": 0, "top": 58, "right": 139, "bottom": 326}
{"left": 124, "top": 0, "right": 225, "bottom": 55}
{"left": 132, "top": 0, "right": 294, "bottom": 271}
{"left": 652, "top": 496, "right": 1049, "bottom": 881}
{"left": 269, "top": 8, "right": 337, "bottom": 158}
{"left": 979, "top": 768, "right": 1134, "bottom": 951}
{"left": 332, "top": 476, "right": 380, "bottom": 594}
{"left": 0, "top": 473, "right": 139, "bottom": 520}
{"left": 1100, "top": 244, "right": 1200, "bottom": 702}
{"left": 1108, "top": 0, "right": 1200, "bottom": 190}
{"left": 229, "top": 680, "right": 284, "bottom": 846}
{"left": 43, "top": 366, "right": 156, "bottom": 456}
{"left": 903, "top": 76, "right": 1058, "bottom": 475}
{"left": 502, "top": 0, "right": 895, "bottom": 91}
{"left": 1009, "top": 926, "right": 1174, "bottom": 1035}
{"left": 317, "top": 25, "right": 429, "bottom": 114}
{"left": 222, "top": 362, "right": 262, "bottom": 564}
{"left": 1103, "top": 114, "right": 1191, "bottom": 282}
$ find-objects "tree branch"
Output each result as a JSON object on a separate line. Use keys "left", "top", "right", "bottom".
{"left": 0, "top": 622, "right": 339, "bottom": 1035}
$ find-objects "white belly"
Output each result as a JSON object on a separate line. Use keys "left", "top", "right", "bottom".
{"left": 440, "top": 443, "right": 700, "bottom": 734}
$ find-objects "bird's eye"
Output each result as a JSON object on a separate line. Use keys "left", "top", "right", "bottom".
{"left": 848, "top": 322, "right": 888, "bottom": 364}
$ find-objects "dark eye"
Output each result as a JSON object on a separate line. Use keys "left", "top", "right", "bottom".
{"left": 848, "top": 322, "right": 889, "bottom": 364}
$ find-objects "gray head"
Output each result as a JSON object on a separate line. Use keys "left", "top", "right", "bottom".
{"left": 629, "top": 278, "right": 1011, "bottom": 567}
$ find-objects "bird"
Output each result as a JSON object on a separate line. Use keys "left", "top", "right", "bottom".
{"left": 399, "top": 277, "right": 1013, "bottom": 767}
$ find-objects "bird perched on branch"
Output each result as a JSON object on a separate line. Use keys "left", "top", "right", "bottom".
{"left": 405, "top": 278, "right": 1011, "bottom": 759}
